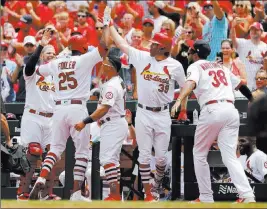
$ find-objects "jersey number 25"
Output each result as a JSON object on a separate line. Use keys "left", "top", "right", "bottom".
{"left": 58, "top": 71, "right": 78, "bottom": 91}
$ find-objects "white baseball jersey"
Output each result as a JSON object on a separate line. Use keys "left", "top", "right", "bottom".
{"left": 186, "top": 60, "right": 241, "bottom": 108}
{"left": 24, "top": 66, "right": 55, "bottom": 113}
{"left": 99, "top": 76, "right": 126, "bottom": 119}
{"left": 38, "top": 48, "right": 103, "bottom": 101}
{"left": 239, "top": 150, "right": 267, "bottom": 183}
{"left": 236, "top": 39, "right": 267, "bottom": 90}
{"left": 128, "top": 47, "right": 185, "bottom": 106}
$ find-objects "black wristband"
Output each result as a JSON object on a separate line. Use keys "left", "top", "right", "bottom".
{"left": 128, "top": 123, "right": 132, "bottom": 126}
{"left": 239, "top": 84, "right": 253, "bottom": 102}
{"left": 83, "top": 116, "right": 94, "bottom": 124}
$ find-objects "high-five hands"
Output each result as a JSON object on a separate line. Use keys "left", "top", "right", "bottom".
{"left": 171, "top": 99, "right": 181, "bottom": 117}
{"left": 103, "top": 6, "right": 112, "bottom": 26}
{"left": 40, "top": 29, "right": 52, "bottom": 47}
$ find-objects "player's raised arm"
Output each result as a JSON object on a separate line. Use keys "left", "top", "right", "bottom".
{"left": 24, "top": 29, "right": 52, "bottom": 76}
{"left": 103, "top": 6, "right": 131, "bottom": 55}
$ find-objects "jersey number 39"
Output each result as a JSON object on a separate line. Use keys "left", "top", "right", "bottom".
{"left": 58, "top": 71, "right": 78, "bottom": 91}
{"left": 209, "top": 70, "right": 228, "bottom": 88}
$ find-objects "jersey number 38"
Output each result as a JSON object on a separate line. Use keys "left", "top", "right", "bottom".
{"left": 209, "top": 70, "right": 228, "bottom": 88}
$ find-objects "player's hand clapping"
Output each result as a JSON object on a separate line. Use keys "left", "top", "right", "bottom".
{"left": 40, "top": 29, "right": 52, "bottom": 47}
{"left": 74, "top": 122, "right": 86, "bottom": 132}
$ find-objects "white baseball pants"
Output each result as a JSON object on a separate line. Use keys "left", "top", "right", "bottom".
{"left": 193, "top": 102, "right": 254, "bottom": 202}
{"left": 49, "top": 104, "right": 91, "bottom": 160}
{"left": 99, "top": 117, "right": 128, "bottom": 166}
{"left": 20, "top": 109, "right": 52, "bottom": 150}
{"left": 135, "top": 107, "right": 171, "bottom": 165}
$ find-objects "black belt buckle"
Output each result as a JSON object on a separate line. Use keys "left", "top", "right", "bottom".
{"left": 151, "top": 107, "right": 160, "bottom": 112}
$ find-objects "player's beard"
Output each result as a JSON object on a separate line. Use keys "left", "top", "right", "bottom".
{"left": 239, "top": 145, "right": 250, "bottom": 155}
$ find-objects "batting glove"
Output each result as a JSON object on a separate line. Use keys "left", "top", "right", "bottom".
{"left": 177, "top": 110, "right": 188, "bottom": 121}
{"left": 103, "top": 6, "right": 112, "bottom": 26}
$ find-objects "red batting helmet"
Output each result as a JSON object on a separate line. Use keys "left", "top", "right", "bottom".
{"left": 68, "top": 35, "right": 88, "bottom": 54}
{"left": 150, "top": 32, "right": 172, "bottom": 51}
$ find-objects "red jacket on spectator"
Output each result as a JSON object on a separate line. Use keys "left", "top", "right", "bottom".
{"left": 113, "top": 2, "right": 144, "bottom": 29}
{"left": 4, "top": 1, "right": 27, "bottom": 28}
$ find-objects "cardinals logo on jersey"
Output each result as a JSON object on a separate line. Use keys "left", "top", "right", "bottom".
{"left": 246, "top": 50, "right": 265, "bottom": 64}
{"left": 140, "top": 64, "right": 171, "bottom": 85}
{"left": 36, "top": 76, "right": 55, "bottom": 92}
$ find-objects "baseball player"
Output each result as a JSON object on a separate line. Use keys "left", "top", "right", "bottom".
{"left": 238, "top": 136, "right": 267, "bottom": 183}
{"left": 29, "top": 34, "right": 107, "bottom": 201}
{"left": 59, "top": 121, "right": 108, "bottom": 200}
{"left": 103, "top": 7, "right": 187, "bottom": 201}
{"left": 17, "top": 30, "right": 60, "bottom": 201}
{"left": 75, "top": 47, "right": 128, "bottom": 201}
{"left": 171, "top": 40, "right": 255, "bottom": 203}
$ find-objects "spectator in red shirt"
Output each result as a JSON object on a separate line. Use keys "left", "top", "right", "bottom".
{"left": 55, "top": 12, "right": 72, "bottom": 47}
{"left": 111, "top": 1, "right": 144, "bottom": 29}
{"left": 3, "top": 0, "right": 27, "bottom": 28}
{"left": 72, "top": 10, "right": 98, "bottom": 47}
{"left": 13, "top": 15, "right": 37, "bottom": 55}
{"left": 25, "top": 0, "right": 54, "bottom": 30}
{"left": 141, "top": 18, "right": 154, "bottom": 50}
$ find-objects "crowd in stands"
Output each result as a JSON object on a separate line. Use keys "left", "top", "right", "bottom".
{"left": 1, "top": 0, "right": 267, "bottom": 103}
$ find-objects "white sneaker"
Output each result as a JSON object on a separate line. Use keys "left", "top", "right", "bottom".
{"left": 234, "top": 197, "right": 256, "bottom": 203}
{"left": 29, "top": 177, "right": 46, "bottom": 200}
{"left": 70, "top": 190, "right": 92, "bottom": 202}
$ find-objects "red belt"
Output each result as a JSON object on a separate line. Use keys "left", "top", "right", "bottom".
{"left": 205, "top": 100, "right": 233, "bottom": 106}
{"left": 29, "top": 109, "right": 53, "bottom": 118}
{"left": 55, "top": 100, "right": 83, "bottom": 105}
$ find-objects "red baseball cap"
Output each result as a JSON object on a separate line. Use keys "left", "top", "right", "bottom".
{"left": 147, "top": 1, "right": 155, "bottom": 7}
{"left": 202, "top": 0, "right": 213, "bottom": 7}
{"left": 143, "top": 18, "right": 154, "bottom": 26}
{"left": 150, "top": 32, "right": 172, "bottom": 50}
{"left": 249, "top": 22, "right": 264, "bottom": 31}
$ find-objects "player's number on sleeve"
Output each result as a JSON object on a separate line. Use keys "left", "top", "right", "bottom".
{"left": 58, "top": 71, "right": 78, "bottom": 91}
{"left": 209, "top": 70, "right": 228, "bottom": 87}
{"left": 158, "top": 84, "right": 169, "bottom": 93}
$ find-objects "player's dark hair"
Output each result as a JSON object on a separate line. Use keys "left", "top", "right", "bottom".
{"left": 198, "top": 53, "right": 208, "bottom": 59}
{"left": 107, "top": 47, "right": 122, "bottom": 72}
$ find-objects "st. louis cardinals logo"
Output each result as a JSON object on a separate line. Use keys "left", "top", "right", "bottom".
{"left": 105, "top": 92, "right": 113, "bottom": 99}
{"left": 246, "top": 50, "right": 266, "bottom": 64}
{"left": 140, "top": 63, "right": 170, "bottom": 85}
{"left": 36, "top": 76, "right": 55, "bottom": 92}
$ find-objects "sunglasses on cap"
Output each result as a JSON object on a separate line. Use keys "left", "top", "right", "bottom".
{"left": 186, "top": 31, "right": 193, "bottom": 34}
{"left": 24, "top": 43, "right": 35, "bottom": 47}
{"left": 203, "top": 5, "right": 213, "bottom": 10}
{"left": 95, "top": 27, "right": 103, "bottom": 30}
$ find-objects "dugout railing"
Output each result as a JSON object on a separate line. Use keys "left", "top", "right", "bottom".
{"left": 1, "top": 99, "right": 267, "bottom": 201}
